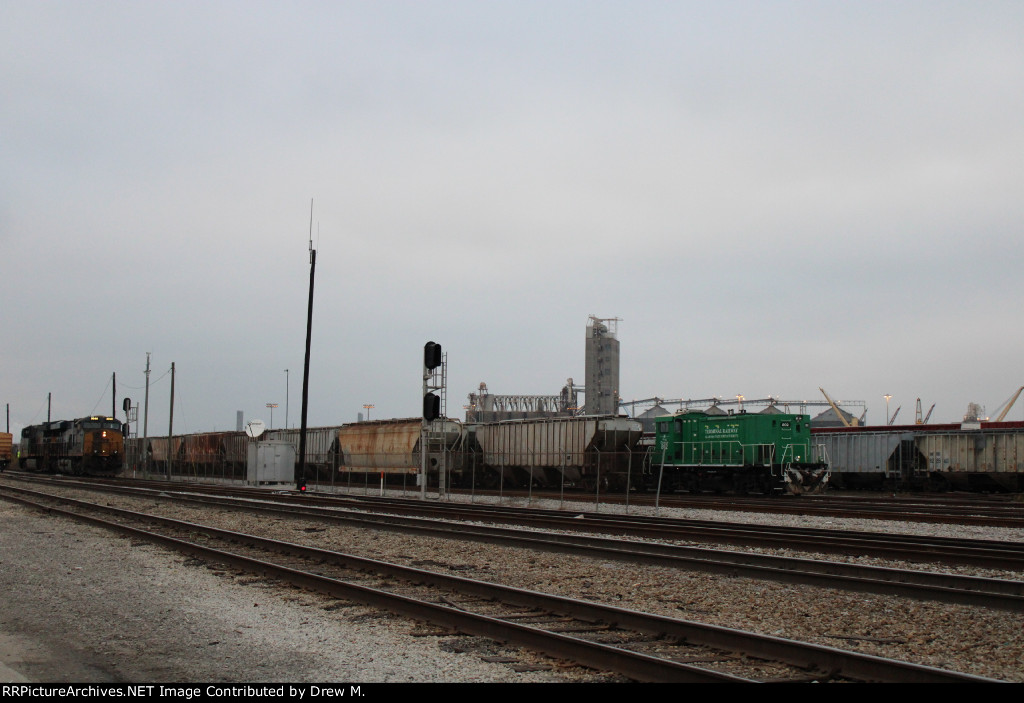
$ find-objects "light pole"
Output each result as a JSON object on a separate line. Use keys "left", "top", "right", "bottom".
{"left": 884, "top": 395, "right": 892, "bottom": 426}
{"left": 363, "top": 404, "right": 374, "bottom": 421}
{"left": 284, "top": 369, "right": 289, "bottom": 429}
{"left": 266, "top": 402, "right": 278, "bottom": 429}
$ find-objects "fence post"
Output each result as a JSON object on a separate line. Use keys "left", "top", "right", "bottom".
{"left": 655, "top": 446, "right": 667, "bottom": 515}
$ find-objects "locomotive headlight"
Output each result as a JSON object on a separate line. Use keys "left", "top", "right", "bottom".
{"left": 102, "top": 431, "right": 107, "bottom": 438}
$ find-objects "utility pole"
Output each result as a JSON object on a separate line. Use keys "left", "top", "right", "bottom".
{"left": 167, "top": 362, "right": 175, "bottom": 478}
{"left": 297, "top": 200, "right": 316, "bottom": 492}
{"left": 112, "top": 372, "right": 116, "bottom": 420}
{"left": 143, "top": 353, "right": 151, "bottom": 476}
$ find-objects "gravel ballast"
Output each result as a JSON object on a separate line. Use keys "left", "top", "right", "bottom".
{"left": 1, "top": 481, "right": 1022, "bottom": 682}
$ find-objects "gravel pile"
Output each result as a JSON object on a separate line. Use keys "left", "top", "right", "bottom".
{"left": 2, "top": 479, "right": 1022, "bottom": 682}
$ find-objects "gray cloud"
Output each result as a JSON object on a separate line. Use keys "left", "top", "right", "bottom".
{"left": 3, "top": 1, "right": 1023, "bottom": 435}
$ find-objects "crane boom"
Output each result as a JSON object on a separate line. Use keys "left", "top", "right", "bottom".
{"left": 819, "top": 387, "right": 853, "bottom": 427}
{"left": 994, "top": 386, "right": 1024, "bottom": 422}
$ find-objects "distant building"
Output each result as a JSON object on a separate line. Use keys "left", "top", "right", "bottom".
{"left": 465, "top": 381, "right": 578, "bottom": 422}
{"left": 584, "top": 316, "right": 620, "bottom": 415}
{"left": 635, "top": 404, "right": 672, "bottom": 433}
{"left": 812, "top": 406, "right": 859, "bottom": 428}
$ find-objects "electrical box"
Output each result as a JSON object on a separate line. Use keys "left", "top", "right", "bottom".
{"left": 246, "top": 440, "right": 296, "bottom": 485}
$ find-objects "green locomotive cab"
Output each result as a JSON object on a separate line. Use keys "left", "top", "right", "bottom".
{"left": 652, "top": 411, "right": 829, "bottom": 495}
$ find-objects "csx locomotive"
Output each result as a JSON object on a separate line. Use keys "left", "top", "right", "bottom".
{"left": 19, "top": 416, "right": 124, "bottom": 475}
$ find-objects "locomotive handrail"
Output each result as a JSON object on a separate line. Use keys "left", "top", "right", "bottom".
{"left": 777, "top": 442, "right": 818, "bottom": 466}
{"left": 670, "top": 440, "right": 781, "bottom": 465}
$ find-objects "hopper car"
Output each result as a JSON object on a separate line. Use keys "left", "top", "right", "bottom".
{"left": 471, "top": 416, "right": 644, "bottom": 490}
{"left": 652, "top": 411, "right": 830, "bottom": 495}
{"left": 18, "top": 416, "right": 124, "bottom": 475}
{"left": 121, "top": 413, "right": 830, "bottom": 494}
{"left": 813, "top": 420, "right": 1024, "bottom": 492}
{"left": 124, "top": 420, "right": 466, "bottom": 486}
{"left": 0, "top": 432, "right": 12, "bottom": 470}
{"left": 124, "top": 417, "right": 641, "bottom": 490}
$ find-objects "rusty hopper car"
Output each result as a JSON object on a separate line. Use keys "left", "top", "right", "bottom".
{"left": 472, "top": 415, "right": 644, "bottom": 490}
{"left": 176, "top": 432, "right": 248, "bottom": 479}
{"left": 135, "top": 436, "right": 184, "bottom": 476}
{"left": 0, "top": 432, "right": 12, "bottom": 470}
{"left": 335, "top": 418, "right": 465, "bottom": 484}
{"left": 18, "top": 416, "right": 124, "bottom": 475}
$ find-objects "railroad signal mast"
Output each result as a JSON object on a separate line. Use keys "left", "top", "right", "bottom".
{"left": 421, "top": 341, "right": 447, "bottom": 499}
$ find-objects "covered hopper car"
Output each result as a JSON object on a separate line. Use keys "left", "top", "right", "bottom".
{"left": 0, "top": 432, "right": 12, "bottom": 470}
{"left": 813, "top": 420, "right": 1024, "bottom": 492}
{"left": 472, "top": 415, "right": 644, "bottom": 490}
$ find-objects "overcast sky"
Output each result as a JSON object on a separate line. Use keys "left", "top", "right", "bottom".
{"left": 2, "top": 1, "right": 1023, "bottom": 437}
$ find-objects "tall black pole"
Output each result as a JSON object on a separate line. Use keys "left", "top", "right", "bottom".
{"left": 297, "top": 248, "right": 315, "bottom": 491}
{"left": 168, "top": 362, "right": 175, "bottom": 478}
{"left": 143, "top": 353, "right": 151, "bottom": 476}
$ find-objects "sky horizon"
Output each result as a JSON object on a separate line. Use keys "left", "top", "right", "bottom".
{"left": 3, "top": 1, "right": 1023, "bottom": 438}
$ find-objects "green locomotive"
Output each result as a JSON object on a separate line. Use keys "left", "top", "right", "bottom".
{"left": 652, "top": 411, "right": 829, "bottom": 494}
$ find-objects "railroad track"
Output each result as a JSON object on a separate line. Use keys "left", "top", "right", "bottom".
{"left": 318, "top": 481, "right": 1024, "bottom": 527}
{"left": 0, "top": 486, "right": 999, "bottom": 683}
{"left": 25, "top": 472, "right": 1024, "bottom": 526}
{"left": 327, "top": 494, "right": 1024, "bottom": 569}
{"left": 625, "top": 494, "right": 1024, "bottom": 528}
{"left": 5, "top": 477, "right": 1023, "bottom": 613}
{"left": 118, "top": 479, "right": 1024, "bottom": 570}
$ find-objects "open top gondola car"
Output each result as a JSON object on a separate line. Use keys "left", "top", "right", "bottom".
{"left": 652, "top": 411, "right": 828, "bottom": 494}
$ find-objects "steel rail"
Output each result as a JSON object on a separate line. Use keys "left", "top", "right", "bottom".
{"left": 8, "top": 479, "right": 1024, "bottom": 611}
{"left": 26, "top": 475, "right": 1024, "bottom": 559}
{"left": 0, "top": 488, "right": 1001, "bottom": 683}
{"left": 446, "top": 489, "right": 1024, "bottom": 528}
{"left": 184, "top": 485, "right": 1024, "bottom": 569}
{"left": 13, "top": 473, "right": 1024, "bottom": 526}
{"left": 6, "top": 477, "right": 1024, "bottom": 609}
{"left": 19, "top": 476, "right": 1024, "bottom": 571}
